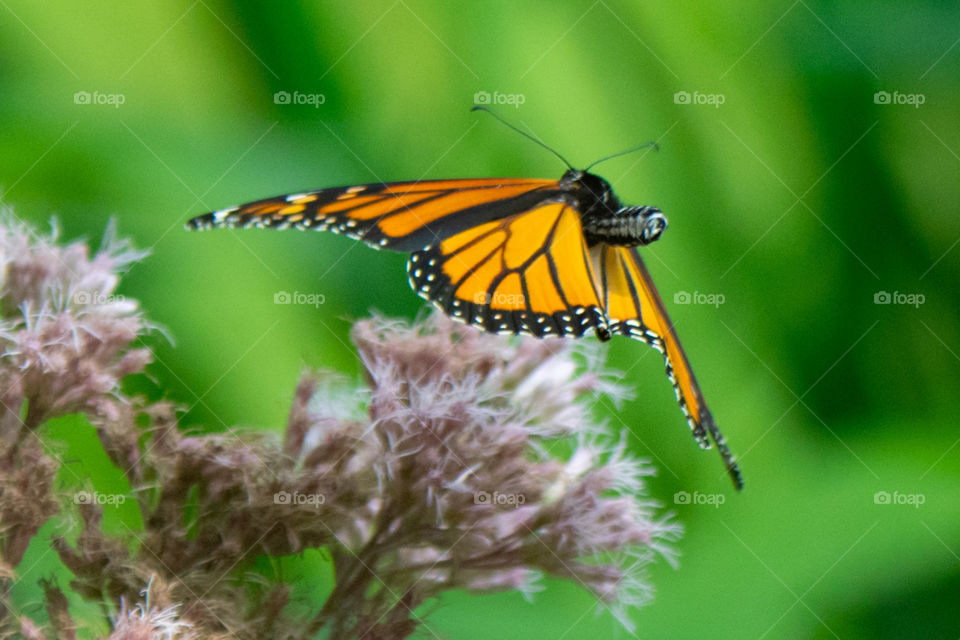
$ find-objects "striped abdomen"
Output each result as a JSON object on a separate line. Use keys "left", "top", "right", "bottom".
{"left": 582, "top": 206, "right": 667, "bottom": 247}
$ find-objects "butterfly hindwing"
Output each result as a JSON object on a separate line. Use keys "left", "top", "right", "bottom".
{"left": 187, "top": 178, "right": 559, "bottom": 252}
{"left": 408, "top": 200, "right": 608, "bottom": 338}
{"left": 592, "top": 245, "right": 743, "bottom": 489}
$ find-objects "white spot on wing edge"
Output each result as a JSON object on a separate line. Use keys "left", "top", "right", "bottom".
{"left": 212, "top": 207, "right": 238, "bottom": 222}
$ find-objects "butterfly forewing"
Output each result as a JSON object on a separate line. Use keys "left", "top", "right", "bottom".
{"left": 187, "top": 178, "right": 559, "bottom": 251}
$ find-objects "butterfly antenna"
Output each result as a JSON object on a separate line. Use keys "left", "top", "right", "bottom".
{"left": 585, "top": 141, "right": 659, "bottom": 172}
{"left": 471, "top": 105, "right": 574, "bottom": 170}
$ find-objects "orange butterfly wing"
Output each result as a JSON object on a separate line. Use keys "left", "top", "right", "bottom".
{"left": 592, "top": 244, "right": 742, "bottom": 489}
{"left": 187, "top": 178, "right": 559, "bottom": 251}
{"left": 408, "top": 200, "right": 609, "bottom": 338}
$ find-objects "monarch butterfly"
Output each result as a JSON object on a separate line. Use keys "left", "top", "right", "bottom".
{"left": 187, "top": 107, "right": 743, "bottom": 490}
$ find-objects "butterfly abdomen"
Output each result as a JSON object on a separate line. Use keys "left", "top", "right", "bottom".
{"left": 582, "top": 206, "right": 667, "bottom": 247}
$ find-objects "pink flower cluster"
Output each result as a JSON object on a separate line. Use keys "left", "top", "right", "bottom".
{"left": 0, "top": 216, "right": 679, "bottom": 640}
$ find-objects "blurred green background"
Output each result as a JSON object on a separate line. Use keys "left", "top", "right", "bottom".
{"left": 3, "top": 1, "right": 959, "bottom": 637}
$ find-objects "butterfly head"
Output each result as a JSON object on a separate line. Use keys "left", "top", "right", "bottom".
{"left": 562, "top": 169, "right": 621, "bottom": 217}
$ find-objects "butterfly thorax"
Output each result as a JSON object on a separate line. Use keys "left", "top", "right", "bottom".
{"left": 561, "top": 169, "right": 668, "bottom": 248}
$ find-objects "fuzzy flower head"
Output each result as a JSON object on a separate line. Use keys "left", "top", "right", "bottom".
{"left": 0, "top": 214, "right": 150, "bottom": 428}
{"left": 109, "top": 580, "right": 197, "bottom": 640}
{"left": 288, "top": 312, "right": 681, "bottom": 633}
